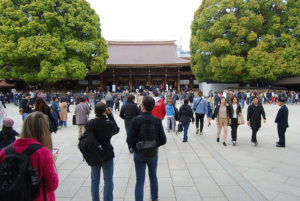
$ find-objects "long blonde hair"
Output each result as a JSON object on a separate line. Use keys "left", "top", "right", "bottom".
{"left": 20, "top": 111, "right": 53, "bottom": 152}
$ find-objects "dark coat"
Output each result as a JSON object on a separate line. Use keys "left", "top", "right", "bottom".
{"left": 275, "top": 105, "right": 289, "bottom": 128}
{"left": 20, "top": 99, "right": 32, "bottom": 113}
{"left": 228, "top": 103, "right": 242, "bottom": 119}
{"left": 127, "top": 112, "right": 167, "bottom": 152}
{"left": 86, "top": 113, "right": 119, "bottom": 161}
{"left": 178, "top": 104, "right": 194, "bottom": 124}
{"left": 212, "top": 105, "right": 230, "bottom": 120}
{"left": 120, "top": 101, "right": 140, "bottom": 128}
{"left": 247, "top": 104, "right": 266, "bottom": 129}
{"left": 51, "top": 102, "right": 60, "bottom": 120}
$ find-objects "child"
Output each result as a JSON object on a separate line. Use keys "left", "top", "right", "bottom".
{"left": 0, "top": 118, "right": 19, "bottom": 150}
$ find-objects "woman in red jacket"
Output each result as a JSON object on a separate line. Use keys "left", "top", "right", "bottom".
{"left": 0, "top": 111, "right": 59, "bottom": 201}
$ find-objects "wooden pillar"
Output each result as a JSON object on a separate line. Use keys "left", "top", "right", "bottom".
{"left": 129, "top": 68, "right": 132, "bottom": 92}
{"left": 177, "top": 67, "right": 181, "bottom": 92}
{"left": 148, "top": 67, "right": 151, "bottom": 86}
{"left": 189, "top": 76, "right": 193, "bottom": 90}
{"left": 88, "top": 77, "right": 92, "bottom": 91}
{"left": 112, "top": 68, "right": 116, "bottom": 85}
{"left": 165, "top": 67, "right": 168, "bottom": 90}
{"left": 100, "top": 73, "right": 104, "bottom": 91}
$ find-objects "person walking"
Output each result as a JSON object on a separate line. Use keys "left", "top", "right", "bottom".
{"left": 275, "top": 97, "right": 289, "bottom": 148}
{"left": 0, "top": 112, "right": 59, "bottom": 201}
{"left": 166, "top": 98, "right": 176, "bottom": 133}
{"left": 152, "top": 91, "right": 166, "bottom": 120}
{"left": 127, "top": 96, "right": 167, "bottom": 201}
{"left": 20, "top": 93, "right": 33, "bottom": 121}
{"left": 87, "top": 102, "right": 119, "bottom": 201}
{"left": 212, "top": 97, "right": 230, "bottom": 146}
{"left": 59, "top": 98, "right": 68, "bottom": 128}
{"left": 193, "top": 91, "right": 207, "bottom": 135}
{"left": 179, "top": 98, "right": 195, "bottom": 142}
{"left": 34, "top": 97, "right": 58, "bottom": 133}
{"left": 207, "top": 96, "right": 213, "bottom": 127}
{"left": 105, "top": 92, "right": 114, "bottom": 109}
{"left": 120, "top": 95, "right": 140, "bottom": 153}
{"left": 229, "top": 96, "right": 242, "bottom": 146}
{"left": 51, "top": 97, "right": 61, "bottom": 128}
{"left": 0, "top": 118, "right": 19, "bottom": 150}
{"left": 247, "top": 96, "right": 266, "bottom": 146}
{"left": 75, "top": 97, "right": 91, "bottom": 139}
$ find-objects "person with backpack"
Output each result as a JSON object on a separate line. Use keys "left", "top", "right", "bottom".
{"left": 193, "top": 90, "right": 207, "bottom": 135}
{"left": 120, "top": 95, "right": 140, "bottom": 153}
{"left": 80, "top": 102, "right": 119, "bottom": 201}
{"left": 127, "top": 96, "right": 167, "bottom": 201}
{"left": 179, "top": 98, "right": 195, "bottom": 142}
{"left": 0, "top": 118, "right": 19, "bottom": 150}
{"left": 152, "top": 91, "right": 166, "bottom": 120}
{"left": 0, "top": 111, "right": 59, "bottom": 201}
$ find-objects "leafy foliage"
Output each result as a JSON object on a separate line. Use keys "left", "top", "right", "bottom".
{"left": 0, "top": 0, "right": 108, "bottom": 82}
{"left": 191, "top": 0, "right": 300, "bottom": 83}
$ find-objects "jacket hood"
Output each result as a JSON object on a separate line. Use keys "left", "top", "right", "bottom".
{"left": 154, "top": 97, "right": 161, "bottom": 103}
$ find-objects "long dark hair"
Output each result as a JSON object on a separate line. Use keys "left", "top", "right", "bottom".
{"left": 1, "top": 126, "right": 15, "bottom": 140}
{"left": 34, "top": 97, "right": 50, "bottom": 115}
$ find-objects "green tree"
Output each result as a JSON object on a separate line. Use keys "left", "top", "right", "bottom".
{"left": 190, "top": 0, "right": 300, "bottom": 83}
{"left": 0, "top": 0, "right": 108, "bottom": 83}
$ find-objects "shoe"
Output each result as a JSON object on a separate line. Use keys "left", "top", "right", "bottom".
{"left": 223, "top": 142, "right": 227, "bottom": 146}
{"left": 196, "top": 129, "right": 200, "bottom": 134}
{"left": 232, "top": 141, "right": 236, "bottom": 146}
{"left": 254, "top": 142, "right": 258, "bottom": 146}
{"left": 183, "top": 139, "right": 188, "bottom": 142}
{"left": 217, "top": 138, "right": 220, "bottom": 142}
{"left": 276, "top": 144, "right": 285, "bottom": 148}
{"left": 129, "top": 148, "right": 134, "bottom": 153}
{"left": 200, "top": 132, "right": 203, "bottom": 135}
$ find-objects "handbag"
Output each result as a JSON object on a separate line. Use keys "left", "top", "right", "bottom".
{"left": 176, "top": 123, "right": 183, "bottom": 135}
{"left": 238, "top": 113, "right": 245, "bottom": 125}
{"left": 72, "top": 115, "right": 77, "bottom": 125}
{"left": 19, "top": 108, "right": 23, "bottom": 115}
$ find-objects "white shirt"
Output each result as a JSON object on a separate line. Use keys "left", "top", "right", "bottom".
{"left": 232, "top": 104, "right": 238, "bottom": 118}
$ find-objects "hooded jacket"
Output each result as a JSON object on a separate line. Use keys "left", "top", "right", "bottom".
{"left": 151, "top": 97, "right": 166, "bottom": 120}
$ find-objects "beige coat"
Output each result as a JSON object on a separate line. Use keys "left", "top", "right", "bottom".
{"left": 59, "top": 102, "right": 68, "bottom": 122}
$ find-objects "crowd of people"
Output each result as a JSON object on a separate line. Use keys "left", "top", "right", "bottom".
{"left": 0, "top": 87, "right": 293, "bottom": 201}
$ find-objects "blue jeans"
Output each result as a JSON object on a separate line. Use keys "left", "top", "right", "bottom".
{"left": 22, "top": 113, "right": 30, "bottom": 121}
{"left": 241, "top": 99, "right": 245, "bottom": 109}
{"left": 125, "top": 125, "right": 133, "bottom": 150}
{"left": 91, "top": 159, "right": 114, "bottom": 201}
{"left": 134, "top": 153, "right": 158, "bottom": 201}
{"left": 182, "top": 123, "right": 190, "bottom": 141}
{"left": 59, "top": 120, "right": 67, "bottom": 127}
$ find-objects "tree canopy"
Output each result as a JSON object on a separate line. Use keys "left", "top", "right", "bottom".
{"left": 0, "top": 0, "right": 108, "bottom": 83}
{"left": 190, "top": 0, "right": 300, "bottom": 83}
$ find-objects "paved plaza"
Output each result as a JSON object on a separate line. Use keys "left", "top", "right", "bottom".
{"left": 6, "top": 103, "right": 300, "bottom": 201}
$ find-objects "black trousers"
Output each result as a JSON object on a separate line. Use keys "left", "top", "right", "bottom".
{"left": 231, "top": 118, "right": 238, "bottom": 141}
{"left": 251, "top": 127, "right": 259, "bottom": 142}
{"left": 195, "top": 113, "right": 205, "bottom": 132}
{"left": 277, "top": 126, "right": 286, "bottom": 146}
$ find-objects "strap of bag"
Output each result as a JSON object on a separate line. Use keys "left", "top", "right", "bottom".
{"left": 4, "top": 144, "right": 14, "bottom": 155}
{"left": 194, "top": 97, "right": 202, "bottom": 110}
{"left": 22, "top": 144, "right": 43, "bottom": 156}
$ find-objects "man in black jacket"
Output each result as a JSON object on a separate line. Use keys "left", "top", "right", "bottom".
{"left": 275, "top": 97, "right": 289, "bottom": 147}
{"left": 120, "top": 95, "right": 140, "bottom": 153}
{"left": 20, "top": 93, "right": 33, "bottom": 121}
{"left": 87, "top": 102, "right": 119, "bottom": 201}
{"left": 127, "top": 96, "right": 167, "bottom": 201}
{"left": 247, "top": 97, "right": 266, "bottom": 146}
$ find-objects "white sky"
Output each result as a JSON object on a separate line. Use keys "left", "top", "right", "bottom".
{"left": 86, "top": 0, "right": 202, "bottom": 51}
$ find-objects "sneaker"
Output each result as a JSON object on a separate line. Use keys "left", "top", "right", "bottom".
{"left": 232, "top": 141, "right": 236, "bottom": 146}
{"left": 253, "top": 142, "right": 258, "bottom": 146}
{"left": 223, "top": 142, "right": 227, "bottom": 146}
{"left": 217, "top": 138, "right": 220, "bottom": 142}
{"left": 196, "top": 129, "right": 200, "bottom": 134}
{"left": 200, "top": 132, "right": 203, "bottom": 135}
{"left": 183, "top": 139, "right": 188, "bottom": 142}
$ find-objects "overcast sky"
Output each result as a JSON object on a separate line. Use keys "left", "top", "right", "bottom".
{"left": 86, "top": 0, "right": 202, "bottom": 51}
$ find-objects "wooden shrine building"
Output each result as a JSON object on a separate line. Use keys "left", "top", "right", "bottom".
{"left": 86, "top": 41, "right": 197, "bottom": 91}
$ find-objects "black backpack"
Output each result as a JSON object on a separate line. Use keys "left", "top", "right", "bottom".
{"left": 78, "top": 120, "right": 109, "bottom": 166}
{"left": 136, "top": 116, "right": 159, "bottom": 157}
{"left": 0, "top": 144, "right": 46, "bottom": 201}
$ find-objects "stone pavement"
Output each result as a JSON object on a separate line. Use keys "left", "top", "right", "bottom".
{"left": 5, "top": 103, "right": 300, "bottom": 201}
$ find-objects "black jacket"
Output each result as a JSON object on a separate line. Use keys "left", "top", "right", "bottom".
{"left": 20, "top": 99, "right": 33, "bottom": 113}
{"left": 120, "top": 101, "right": 140, "bottom": 128}
{"left": 127, "top": 112, "right": 166, "bottom": 153}
{"left": 247, "top": 104, "right": 266, "bottom": 129}
{"left": 86, "top": 113, "right": 119, "bottom": 161}
{"left": 212, "top": 105, "right": 230, "bottom": 120}
{"left": 228, "top": 103, "right": 242, "bottom": 119}
{"left": 275, "top": 105, "right": 289, "bottom": 128}
{"left": 178, "top": 104, "right": 194, "bottom": 124}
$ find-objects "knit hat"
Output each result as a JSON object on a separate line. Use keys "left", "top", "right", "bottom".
{"left": 3, "top": 118, "right": 14, "bottom": 127}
